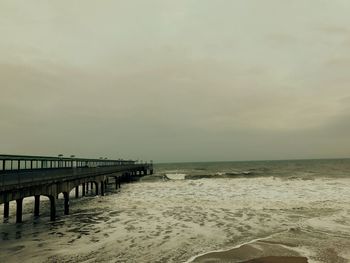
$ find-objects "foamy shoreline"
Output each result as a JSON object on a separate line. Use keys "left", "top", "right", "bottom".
{"left": 184, "top": 235, "right": 277, "bottom": 263}
{"left": 1, "top": 172, "right": 350, "bottom": 262}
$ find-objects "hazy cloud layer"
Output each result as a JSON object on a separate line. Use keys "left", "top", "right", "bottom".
{"left": 1, "top": 1, "right": 350, "bottom": 162}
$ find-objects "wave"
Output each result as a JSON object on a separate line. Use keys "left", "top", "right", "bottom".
{"left": 184, "top": 230, "right": 296, "bottom": 263}
{"left": 184, "top": 171, "right": 258, "bottom": 180}
{"left": 165, "top": 173, "right": 187, "bottom": 180}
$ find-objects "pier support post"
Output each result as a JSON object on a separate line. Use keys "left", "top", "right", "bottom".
{"left": 63, "top": 192, "right": 69, "bottom": 215}
{"left": 82, "top": 183, "right": 86, "bottom": 196}
{"left": 49, "top": 196, "right": 56, "bottom": 221}
{"left": 91, "top": 182, "right": 93, "bottom": 189}
{"left": 100, "top": 181, "right": 105, "bottom": 196}
{"left": 115, "top": 177, "right": 118, "bottom": 189}
{"left": 118, "top": 176, "right": 121, "bottom": 188}
{"left": 4, "top": 201, "right": 9, "bottom": 219}
{"left": 86, "top": 183, "right": 89, "bottom": 192}
{"left": 34, "top": 195, "right": 40, "bottom": 217}
{"left": 75, "top": 186, "right": 79, "bottom": 198}
{"left": 16, "top": 198, "right": 23, "bottom": 223}
{"left": 95, "top": 182, "right": 99, "bottom": 195}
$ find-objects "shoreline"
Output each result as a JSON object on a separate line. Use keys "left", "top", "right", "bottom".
{"left": 184, "top": 235, "right": 276, "bottom": 263}
{"left": 186, "top": 234, "right": 309, "bottom": 263}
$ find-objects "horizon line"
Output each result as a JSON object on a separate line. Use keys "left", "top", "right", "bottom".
{"left": 155, "top": 157, "right": 350, "bottom": 165}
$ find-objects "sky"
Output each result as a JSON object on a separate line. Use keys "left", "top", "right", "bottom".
{"left": 1, "top": 0, "right": 350, "bottom": 163}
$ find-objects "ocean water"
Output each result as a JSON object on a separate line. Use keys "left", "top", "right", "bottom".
{"left": 1, "top": 159, "right": 350, "bottom": 262}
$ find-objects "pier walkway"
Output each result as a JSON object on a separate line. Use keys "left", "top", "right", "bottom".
{"left": 0, "top": 154, "right": 153, "bottom": 223}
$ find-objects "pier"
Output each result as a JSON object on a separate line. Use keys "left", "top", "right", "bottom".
{"left": 0, "top": 154, "right": 153, "bottom": 223}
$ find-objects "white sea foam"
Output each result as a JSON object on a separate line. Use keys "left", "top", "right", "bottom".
{"left": 1, "top": 174, "right": 350, "bottom": 262}
{"left": 165, "top": 173, "right": 187, "bottom": 180}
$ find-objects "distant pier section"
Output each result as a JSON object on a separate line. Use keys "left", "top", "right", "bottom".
{"left": 0, "top": 154, "right": 153, "bottom": 223}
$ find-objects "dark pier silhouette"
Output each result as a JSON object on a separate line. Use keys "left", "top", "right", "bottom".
{"left": 0, "top": 154, "right": 153, "bottom": 223}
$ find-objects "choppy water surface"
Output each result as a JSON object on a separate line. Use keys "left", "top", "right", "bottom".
{"left": 1, "top": 159, "right": 350, "bottom": 262}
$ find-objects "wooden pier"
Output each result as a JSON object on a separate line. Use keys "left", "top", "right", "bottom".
{"left": 0, "top": 154, "right": 153, "bottom": 223}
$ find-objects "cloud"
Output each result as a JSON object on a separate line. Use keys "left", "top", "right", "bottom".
{"left": 1, "top": 1, "right": 350, "bottom": 162}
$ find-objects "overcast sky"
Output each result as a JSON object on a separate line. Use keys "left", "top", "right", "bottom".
{"left": 1, "top": 1, "right": 350, "bottom": 163}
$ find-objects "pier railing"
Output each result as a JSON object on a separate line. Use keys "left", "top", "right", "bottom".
{"left": 0, "top": 154, "right": 136, "bottom": 171}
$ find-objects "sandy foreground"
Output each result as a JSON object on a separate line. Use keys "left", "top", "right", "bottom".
{"left": 190, "top": 240, "right": 308, "bottom": 263}
{"left": 242, "top": 256, "right": 307, "bottom": 263}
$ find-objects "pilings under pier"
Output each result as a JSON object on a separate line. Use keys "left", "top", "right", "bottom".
{"left": 34, "top": 195, "right": 40, "bottom": 217}
{"left": 49, "top": 196, "right": 56, "bottom": 221}
{"left": 63, "top": 192, "right": 69, "bottom": 215}
{"left": 2, "top": 167, "right": 152, "bottom": 223}
{"left": 16, "top": 198, "right": 23, "bottom": 223}
{"left": 4, "top": 202, "right": 9, "bottom": 219}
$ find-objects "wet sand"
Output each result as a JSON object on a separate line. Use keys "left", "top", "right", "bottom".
{"left": 191, "top": 240, "right": 308, "bottom": 263}
{"left": 242, "top": 256, "right": 307, "bottom": 263}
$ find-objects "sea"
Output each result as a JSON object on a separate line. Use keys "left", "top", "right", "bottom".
{"left": 1, "top": 159, "right": 350, "bottom": 262}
